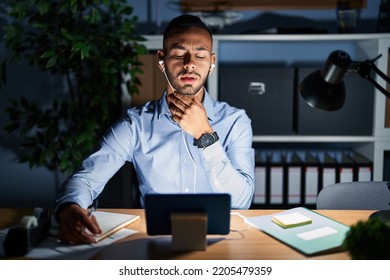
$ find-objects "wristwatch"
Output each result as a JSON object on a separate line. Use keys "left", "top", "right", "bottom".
{"left": 195, "top": 131, "right": 219, "bottom": 148}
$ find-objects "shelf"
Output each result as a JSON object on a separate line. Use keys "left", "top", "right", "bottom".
{"left": 179, "top": 0, "right": 366, "bottom": 11}
{"left": 252, "top": 136, "right": 376, "bottom": 143}
{"left": 141, "top": 33, "right": 390, "bottom": 181}
{"left": 214, "top": 33, "right": 388, "bottom": 41}
{"left": 144, "top": 33, "right": 390, "bottom": 44}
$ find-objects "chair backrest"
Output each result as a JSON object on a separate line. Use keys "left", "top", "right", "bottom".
{"left": 317, "top": 181, "right": 390, "bottom": 210}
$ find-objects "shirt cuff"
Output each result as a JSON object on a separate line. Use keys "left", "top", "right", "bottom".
{"left": 202, "top": 141, "right": 227, "bottom": 163}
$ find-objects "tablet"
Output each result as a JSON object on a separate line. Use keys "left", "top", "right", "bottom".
{"left": 144, "top": 193, "right": 231, "bottom": 235}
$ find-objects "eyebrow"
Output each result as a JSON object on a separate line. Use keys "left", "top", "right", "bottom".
{"left": 170, "top": 44, "right": 210, "bottom": 52}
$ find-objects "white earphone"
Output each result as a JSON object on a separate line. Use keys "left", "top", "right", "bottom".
{"left": 158, "top": 60, "right": 165, "bottom": 71}
{"left": 210, "top": 63, "right": 215, "bottom": 70}
{"left": 158, "top": 60, "right": 176, "bottom": 92}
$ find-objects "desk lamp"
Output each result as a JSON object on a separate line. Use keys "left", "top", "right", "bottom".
{"left": 299, "top": 50, "right": 390, "bottom": 221}
{"left": 299, "top": 50, "right": 390, "bottom": 111}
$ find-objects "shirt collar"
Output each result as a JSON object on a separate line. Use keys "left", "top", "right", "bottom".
{"left": 158, "top": 90, "right": 215, "bottom": 122}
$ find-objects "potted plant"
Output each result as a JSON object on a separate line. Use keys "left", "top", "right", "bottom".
{"left": 343, "top": 217, "right": 390, "bottom": 259}
{"left": 0, "top": 0, "right": 146, "bottom": 176}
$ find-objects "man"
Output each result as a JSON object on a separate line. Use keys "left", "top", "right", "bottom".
{"left": 55, "top": 14, "right": 254, "bottom": 244}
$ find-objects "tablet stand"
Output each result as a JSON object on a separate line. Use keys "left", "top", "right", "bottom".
{"left": 170, "top": 212, "right": 207, "bottom": 251}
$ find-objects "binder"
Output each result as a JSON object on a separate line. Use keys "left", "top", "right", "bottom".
{"left": 254, "top": 150, "right": 267, "bottom": 204}
{"left": 267, "top": 151, "right": 285, "bottom": 205}
{"left": 347, "top": 151, "right": 373, "bottom": 182}
{"left": 301, "top": 151, "right": 319, "bottom": 205}
{"left": 336, "top": 151, "right": 354, "bottom": 183}
{"left": 319, "top": 151, "right": 337, "bottom": 190}
{"left": 286, "top": 151, "right": 303, "bottom": 205}
{"left": 252, "top": 148, "right": 373, "bottom": 209}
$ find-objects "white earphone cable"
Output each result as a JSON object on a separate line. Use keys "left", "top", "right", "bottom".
{"left": 182, "top": 130, "right": 197, "bottom": 193}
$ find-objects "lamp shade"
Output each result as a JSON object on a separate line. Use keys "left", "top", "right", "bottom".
{"left": 299, "top": 50, "right": 352, "bottom": 111}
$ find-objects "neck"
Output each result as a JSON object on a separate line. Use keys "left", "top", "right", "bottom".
{"left": 166, "top": 86, "right": 205, "bottom": 102}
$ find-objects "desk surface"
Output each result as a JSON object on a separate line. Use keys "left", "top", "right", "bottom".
{"left": 0, "top": 208, "right": 373, "bottom": 260}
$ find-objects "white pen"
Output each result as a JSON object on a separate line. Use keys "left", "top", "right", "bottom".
{"left": 88, "top": 199, "right": 98, "bottom": 218}
{"left": 80, "top": 199, "right": 98, "bottom": 233}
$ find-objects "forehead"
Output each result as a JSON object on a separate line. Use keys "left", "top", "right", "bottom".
{"left": 164, "top": 27, "right": 213, "bottom": 52}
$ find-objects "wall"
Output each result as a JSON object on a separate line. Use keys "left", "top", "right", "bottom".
{"left": 0, "top": 0, "right": 383, "bottom": 208}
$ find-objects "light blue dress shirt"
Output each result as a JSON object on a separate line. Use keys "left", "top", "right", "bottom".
{"left": 56, "top": 90, "right": 255, "bottom": 209}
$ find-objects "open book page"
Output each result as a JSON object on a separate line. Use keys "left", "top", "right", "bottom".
{"left": 90, "top": 211, "right": 140, "bottom": 242}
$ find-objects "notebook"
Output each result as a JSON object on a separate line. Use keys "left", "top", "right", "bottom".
{"left": 244, "top": 207, "right": 350, "bottom": 256}
{"left": 90, "top": 211, "right": 140, "bottom": 242}
{"left": 51, "top": 211, "right": 140, "bottom": 242}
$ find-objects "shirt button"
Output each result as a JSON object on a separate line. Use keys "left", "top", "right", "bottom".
{"left": 184, "top": 188, "right": 190, "bottom": 193}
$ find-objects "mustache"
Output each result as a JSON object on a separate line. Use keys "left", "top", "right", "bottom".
{"left": 178, "top": 70, "right": 201, "bottom": 78}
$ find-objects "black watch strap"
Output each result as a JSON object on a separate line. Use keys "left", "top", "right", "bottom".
{"left": 195, "top": 131, "right": 219, "bottom": 148}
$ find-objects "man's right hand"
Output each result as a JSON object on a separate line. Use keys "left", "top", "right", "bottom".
{"left": 56, "top": 203, "right": 102, "bottom": 244}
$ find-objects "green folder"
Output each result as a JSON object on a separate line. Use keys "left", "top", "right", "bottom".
{"left": 244, "top": 207, "right": 350, "bottom": 256}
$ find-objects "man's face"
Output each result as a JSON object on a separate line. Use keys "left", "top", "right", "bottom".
{"left": 162, "top": 27, "right": 215, "bottom": 96}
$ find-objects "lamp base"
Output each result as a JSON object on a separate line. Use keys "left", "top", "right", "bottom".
{"left": 369, "top": 210, "right": 390, "bottom": 222}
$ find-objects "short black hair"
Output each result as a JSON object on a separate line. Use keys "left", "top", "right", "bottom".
{"left": 163, "top": 14, "right": 213, "bottom": 43}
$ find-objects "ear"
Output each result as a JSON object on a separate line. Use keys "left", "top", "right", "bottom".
{"left": 157, "top": 50, "right": 165, "bottom": 71}
{"left": 209, "top": 53, "right": 216, "bottom": 73}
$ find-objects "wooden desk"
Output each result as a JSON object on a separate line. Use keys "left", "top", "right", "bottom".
{"left": 0, "top": 208, "right": 373, "bottom": 260}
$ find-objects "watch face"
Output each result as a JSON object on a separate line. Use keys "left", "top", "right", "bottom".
{"left": 201, "top": 133, "right": 215, "bottom": 147}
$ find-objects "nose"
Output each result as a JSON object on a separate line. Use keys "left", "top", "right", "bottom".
{"left": 183, "top": 54, "right": 196, "bottom": 71}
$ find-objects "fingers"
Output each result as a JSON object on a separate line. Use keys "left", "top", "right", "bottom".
{"left": 167, "top": 92, "right": 211, "bottom": 138}
{"left": 88, "top": 215, "right": 102, "bottom": 235}
{"left": 168, "top": 93, "right": 189, "bottom": 117}
{"left": 57, "top": 207, "right": 101, "bottom": 244}
{"left": 78, "top": 212, "right": 102, "bottom": 235}
{"left": 58, "top": 221, "right": 97, "bottom": 244}
{"left": 169, "top": 91, "right": 191, "bottom": 105}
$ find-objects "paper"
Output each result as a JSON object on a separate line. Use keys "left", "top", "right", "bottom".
{"left": 297, "top": 226, "right": 338, "bottom": 241}
{"left": 26, "top": 228, "right": 137, "bottom": 259}
{"left": 272, "top": 212, "right": 312, "bottom": 228}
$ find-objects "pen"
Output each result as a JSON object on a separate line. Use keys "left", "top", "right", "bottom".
{"left": 80, "top": 199, "right": 98, "bottom": 233}
{"left": 88, "top": 199, "right": 98, "bottom": 218}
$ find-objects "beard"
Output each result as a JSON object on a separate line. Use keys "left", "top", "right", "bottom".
{"left": 167, "top": 70, "right": 208, "bottom": 96}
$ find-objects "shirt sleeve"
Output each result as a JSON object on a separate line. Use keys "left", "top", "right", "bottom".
{"left": 56, "top": 119, "right": 132, "bottom": 209}
{"left": 201, "top": 117, "right": 255, "bottom": 209}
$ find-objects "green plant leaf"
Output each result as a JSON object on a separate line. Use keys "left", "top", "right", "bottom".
{"left": 71, "top": 42, "right": 90, "bottom": 59}
{"left": 38, "top": 1, "right": 50, "bottom": 15}
{"left": 2, "top": 0, "right": 145, "bottom": 174}
{"left": 40, "top": 50, "right": 55, "bottom": 59}
{"left": 46, "top": 55, "right": 58, "bottom": 68}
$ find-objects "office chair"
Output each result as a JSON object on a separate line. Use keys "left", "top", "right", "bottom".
{"left": 316, "top": 181, "right": 390, "bottom": 210}
{"left": 98, "top": 162, "right": 141, "bottom": 208}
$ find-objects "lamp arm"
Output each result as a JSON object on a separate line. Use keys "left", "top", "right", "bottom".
{"left": 351, "top": 57, "right": 390, "bottom": 99}
{"left": 364, "top": 75, "right": 390, "bottom": 99}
